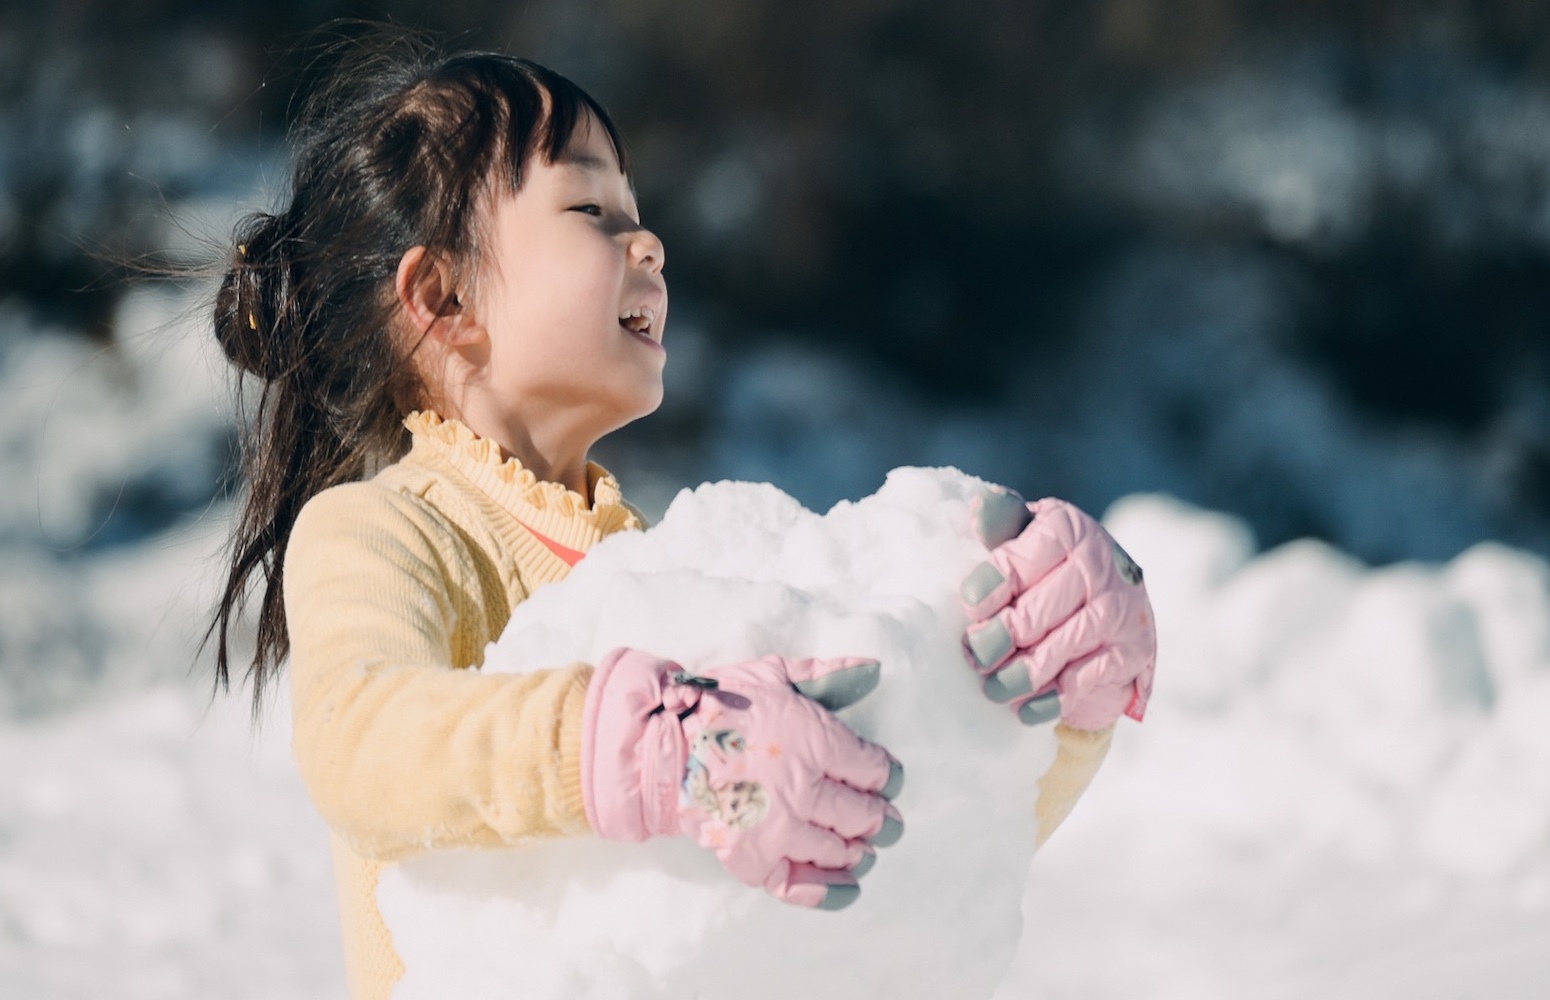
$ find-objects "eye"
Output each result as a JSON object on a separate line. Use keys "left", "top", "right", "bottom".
{"left": 570, "top": 203, "right": 603, "bottom": 216}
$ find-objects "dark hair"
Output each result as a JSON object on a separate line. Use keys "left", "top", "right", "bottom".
{"left": 208, "top": 29, "right": 631, "bottom": 716}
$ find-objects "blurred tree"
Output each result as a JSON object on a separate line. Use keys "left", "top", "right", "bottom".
{"left": 1, "top": 0, "right": 1546, "bottom": 546}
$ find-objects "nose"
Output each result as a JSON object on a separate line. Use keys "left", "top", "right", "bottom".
{"left": 630, "top": 225, "right": 665, "bottom": 274}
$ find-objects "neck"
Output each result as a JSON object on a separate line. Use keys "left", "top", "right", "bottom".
{"left": 433, "top": 398, "right": 598, "bottom": 502}
{"left": 488, "top": 424, "right": 593, "bottom": 502}
{"left": 421, "top": 357, "right": 630, "bottom": 502}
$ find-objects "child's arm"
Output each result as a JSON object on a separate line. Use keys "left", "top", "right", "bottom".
{"left": 955, "top": 488, "right": 1150, "bottom": 847}
{"left": 1034, "top": 723, "right": 1115, "bottom": 847}
{"left": 283, "top": 483, "right": 591, "bottom": 862}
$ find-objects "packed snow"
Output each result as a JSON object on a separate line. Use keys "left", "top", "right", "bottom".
{"left": 380, "top": 468, "right": 1058, "bottom": 1000}
{"left": 999, "top": 496, "right": 1550, "bottom": 1000}
{"left": 4, "top": 480, "right": 1550, "bottom": 997}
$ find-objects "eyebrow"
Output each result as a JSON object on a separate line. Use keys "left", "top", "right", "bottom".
{"left": 558, "top": 150, "right": 604, "bottom": 169}
{"left": 556, "top": 150, "right": 640, "bottom": 202}
{"left": 557, "top": 151, "right": 614, "bottom": 172}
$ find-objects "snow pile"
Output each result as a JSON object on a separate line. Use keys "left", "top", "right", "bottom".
{"left": 0, "top": 290, "right": 231, "bottom": 552}
{"left": 1096, "top": 493, "right": 1550, "bottom": 884}
{"left": 378, "top": 468, "right": 1061, "bottom": 1000}
{"left": 998, "top": 494, "right": 1550, "bottom": 999}
{"left": 0, "top": 289, "right": 233, "bottom": 716}
{"left": 3, "top": 477, "right": 1548, "bottom": 997}
{"left": 0, "top": 683, "right": 339, "bottom": 999}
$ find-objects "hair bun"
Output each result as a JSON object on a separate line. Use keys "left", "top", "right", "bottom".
{"left": 215, "top": 215, "right": 292, "bottom": 380}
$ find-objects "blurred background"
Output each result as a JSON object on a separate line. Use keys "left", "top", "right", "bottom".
{"left": 2, "top": 2, "right": 1548, "bottom": 998}
{"left": 5, "top": 0, "right": 1550, "bottom": 565}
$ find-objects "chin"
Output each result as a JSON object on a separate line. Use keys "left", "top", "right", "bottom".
{"left": 632, "top": 373, "right": 666, "bottom": 415}
{"left": 629, "top": 390, "right": 665, "bottom": 424}
{"left": 604, "top": 384, "right": 665, "bottom": 434}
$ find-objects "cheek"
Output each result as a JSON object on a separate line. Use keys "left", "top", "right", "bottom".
{"left": 483, "top": 235, "right": 627, "bottom": 344}
{"left": 536, "top": 254, "right": 618, "bottom": 325}
{"left": 570, "top": 235, "right": 626, "bottom": 285}
{"left": 492, "top": 228, "right": 611, "bottom": 300}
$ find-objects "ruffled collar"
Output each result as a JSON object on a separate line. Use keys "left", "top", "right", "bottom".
{"left": 402, "top": 410, "right": 640, "bottom": 559}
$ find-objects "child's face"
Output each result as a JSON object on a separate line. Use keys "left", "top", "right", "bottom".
{"left": 470, "top": 112, "right": 667, "bottom": 449}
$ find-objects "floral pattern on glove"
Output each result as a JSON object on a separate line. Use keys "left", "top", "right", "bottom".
{"left": 682, "top": 728, "right": 771, "bottom": 830}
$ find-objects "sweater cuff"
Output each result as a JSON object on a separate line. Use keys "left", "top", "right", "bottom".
{"left": 1034, "top": 722, "right": 1116, "bottom": 848}
{"left": 558, "top": 664, "right": 595, "bottom": 832}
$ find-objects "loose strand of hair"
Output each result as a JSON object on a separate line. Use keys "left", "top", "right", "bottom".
{"left": 203, "top": 27, "right": 637, "bottom": 718}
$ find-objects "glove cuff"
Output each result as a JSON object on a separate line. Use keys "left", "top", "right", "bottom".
{"left": 581, "top": 647, "right": 690, "bottom": 841}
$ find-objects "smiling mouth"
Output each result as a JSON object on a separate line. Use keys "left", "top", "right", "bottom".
{"left": 619, "top": 305, "right": 662, "bottom": 346}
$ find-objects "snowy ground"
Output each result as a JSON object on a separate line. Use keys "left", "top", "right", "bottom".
{"left": 3, "top": 482, "right": 1547, "bottom": 998}
{"left": 0, "top": 676, "right": 339, "bottom": 999}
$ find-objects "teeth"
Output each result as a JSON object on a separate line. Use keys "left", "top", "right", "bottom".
{"left": 619, "top": 305, "right": 658, "bottom": 339}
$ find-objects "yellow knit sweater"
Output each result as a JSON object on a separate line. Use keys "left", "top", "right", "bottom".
{"left": 282, "top": 410, "right": 1113, "bottom": 1000}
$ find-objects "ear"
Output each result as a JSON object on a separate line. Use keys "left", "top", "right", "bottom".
{"left": 395, "top": 246, "right": 479, "bottom": 345}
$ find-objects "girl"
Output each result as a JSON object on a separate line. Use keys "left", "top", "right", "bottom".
{"left": 209, "top": 33, "right": 1154, "bottom": 1000}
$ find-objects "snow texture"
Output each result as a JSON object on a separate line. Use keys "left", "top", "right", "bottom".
{"left": 997, "top": 495, "right": 1550, "bottom": 1000}
{"left": 4, "top": 484, "right": 1549, "bottom": 997}
{"left": 378, "top": 468, "right": 1059, "bottom": 1000}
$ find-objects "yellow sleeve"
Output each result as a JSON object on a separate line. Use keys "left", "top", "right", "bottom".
{"left": 283, "top": 482, "right": 593, "bottom": 862}
{"left": 1033, "top": 722, "right": 1115, "bottom": 848}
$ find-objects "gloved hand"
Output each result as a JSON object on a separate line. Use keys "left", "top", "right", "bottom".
{"left": 581, "top": 648, "right": 906, "bottom": 911}
{"left": 958, "top": 488, "right": 1156, "bottom": 730}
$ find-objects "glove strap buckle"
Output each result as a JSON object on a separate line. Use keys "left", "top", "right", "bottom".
{"left": 669, "top": 669, "right": 720, "bottom": 691}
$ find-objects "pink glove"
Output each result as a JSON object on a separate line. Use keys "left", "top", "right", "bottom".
{"left": 958, "top": 488, "right": 1156, "bottom": 730}
{"left": 581, "top": 648, "right": 905, "bottom": 910}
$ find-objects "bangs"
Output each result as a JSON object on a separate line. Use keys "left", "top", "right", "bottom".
{"left": 428, "top": 53, "right": 632, "bottom": 195}
{"left": 529, "top": 68, "right": 632, "bottom": 175}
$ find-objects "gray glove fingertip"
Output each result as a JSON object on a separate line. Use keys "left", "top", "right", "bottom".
{"left": 976, "top": 488, "right": 1034, "bottom": 549}
{"left": 818, "top": 883, "right": 861, "bottom": 911}
{"left": 966, "top": 618, "right": 1014, "bottom": 671}
{"left": 1016, "top": 690, "right": 1062, "bottom": 726}
{"left": 851, "top": 849, "right": 878, "bottom": 879}
{"left": 960, "top": 561, "right": 1006, "bottom": 607}
{"left": 984, "top": 662, "right": 1034, "bottom": 703}
{"left": 880, "top": 759, "right": 905, "bottom": 800}
{"left": 793, "top": 659, "right": 881, "bottom": 711}
{"left": 869, "top": 812, "right": 904, "bottom": 848}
